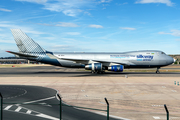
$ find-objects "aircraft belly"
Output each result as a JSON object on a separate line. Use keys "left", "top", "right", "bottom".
{"left": 58, "top": 59, "right": 85, "bottom": 68}
{"left": 40, "top": 57, "right": 61, "bottom": 66}
{"left": 130, "top": 59, "right": 157, "bottom": 68}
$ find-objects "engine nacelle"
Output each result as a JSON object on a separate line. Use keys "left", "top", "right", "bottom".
{"left": 85, "top": 63, "right": 102, "bottom": 71}
{"left": 108, "top": 65, "right": 123, "bottom": 72}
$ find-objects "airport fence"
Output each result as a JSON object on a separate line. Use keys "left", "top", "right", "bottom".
{"left": 164, "top": 104, "right": 169, "bottom": 120}
{"left": 0, "top": 93, "right": 109, "bottom": 120}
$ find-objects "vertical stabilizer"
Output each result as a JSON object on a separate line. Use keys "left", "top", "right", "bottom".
{"left": 9, "top": 29, "right": 61, "bottom": 66}
{"left": 11, "top": 29, "right": 45, "bottom": 54}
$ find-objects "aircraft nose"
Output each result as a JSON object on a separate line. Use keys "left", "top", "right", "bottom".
{"left": 173, "top": 58, "right": 176, "bottom": 63}
{"left": 167, "top": 56, "right": 175, "bottom": 64}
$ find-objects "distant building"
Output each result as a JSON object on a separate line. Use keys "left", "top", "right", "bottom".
{"left": 0, "top": 59, "right": 28, "bottom": 64}
{"left": 169, "top": 55, "right": 180, "bottom": 64}
{"left": 0, "top": 57, "right": 39, "bottom": 64}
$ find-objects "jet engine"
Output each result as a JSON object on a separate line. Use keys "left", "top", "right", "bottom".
{"left": 85, "top": 63, "right": 103, "bottom": 72}
{"left": 108, "top": 65, "right": 123, "bottom": 72}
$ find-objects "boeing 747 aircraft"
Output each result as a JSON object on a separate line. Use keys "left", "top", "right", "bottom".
{"left": 7, "top": 29, "right": 176, "bottom": 74}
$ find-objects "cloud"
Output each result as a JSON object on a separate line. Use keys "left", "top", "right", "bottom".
{"left": 135, "top": 0, "right": 174, "bottom": 6}
{"left": 0, "top": 21, "right": 46, "bottom": 34}
{"left": 0, "top": 40, "right": 14, "bottom": 43}
{"left": 84, "top": 11, "right": 91, "bottom": 16}
{"left": 23, "top": 30, "right": 45, "bottom": 34}
{"left": 37, "top": 22, "right": 79, "bottom": 27}
{"left": 15, "top": 0, "right": 112, "bottom": 17}
{"left": 158, "top": 29, "right": 180, "bottom": 36}
{"left": 15, "top": 0, "right": 93, "bottom": 17}
{"left": 56, "top": 22, "right": 79, "bottom": 27}
{"left": 0, "top": 8, "right": 12, "bottom": 12}
{"left": 99, "top": 0, "right": 112, "bottom": 3}
{"left": 15, "top": 0, "right": 47, "bottom": 4}
{"left": 116, "top": 2, "right": 128, "bottom": 5}
{"left": 88, "top": 24, "right": 103, "bottom": 28}
{"left": 158, "top": 32, "right": 170, "bottom": 35}
{"left": 43, "top": 3, "right": 82, "bottom": 17}
{"left": 120, "top": 27, "right": 136, "bottom": 30}
{"left": 50, "top": 45, "right": 89, "bottom": 52}
{"left": 18, "top": 15, "right": 55, "bottom": 21}
{"left": 52, "top": 45, "right": 71, "bottom": 49}
{"left": 43, "top": 0, "right": 95, "bottom": 17}
{"left": 62, "top": 9, "right": 79, "bottom": 17}
{"left": 65, "top": 32, "right": 81, "bottom": 35}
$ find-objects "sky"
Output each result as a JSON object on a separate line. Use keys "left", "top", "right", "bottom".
{"left": 0, "top": 0, "right": 180, "bottom": 57}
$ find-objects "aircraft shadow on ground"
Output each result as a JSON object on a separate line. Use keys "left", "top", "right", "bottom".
{"left": 34, "top": 71, "right": 180, "bottom": 77}
{"left": 0, "top": 71, "right": 178, "bottom": 75}
{"left": 0, "top": 68, "right": 179, "bottom": 77}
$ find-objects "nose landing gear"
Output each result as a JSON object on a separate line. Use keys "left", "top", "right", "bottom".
{"left": 156, "top": 67, "right": 160, "bottom": 74}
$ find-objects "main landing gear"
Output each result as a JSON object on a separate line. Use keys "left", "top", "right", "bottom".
{"left": 156, "top": 67, "right": 160, "bottom": 74}
{"left": 91, "top": 70, "right": 105, "bottom": 74}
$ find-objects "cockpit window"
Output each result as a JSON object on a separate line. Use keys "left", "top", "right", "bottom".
{"left": 161, "top": 52, "right": 166, "bottom": 54}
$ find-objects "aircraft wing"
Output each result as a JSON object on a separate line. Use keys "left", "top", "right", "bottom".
{"left": 62, "top": 58, "right": 90, "bottom": 64}
{"left": 46, "top": 54, "right": 90, "bottom": 64}
{"left": 6, "top": 51, "right": 38, "bottom": 58}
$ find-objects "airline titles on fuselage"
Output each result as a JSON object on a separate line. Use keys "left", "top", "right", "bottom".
{"left": 110, "top": 54, "right": 154, "bottom": 61}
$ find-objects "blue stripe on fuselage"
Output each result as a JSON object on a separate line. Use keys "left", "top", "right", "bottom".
{"left": 40, "top": 57, "right": 61, "bottom": 66}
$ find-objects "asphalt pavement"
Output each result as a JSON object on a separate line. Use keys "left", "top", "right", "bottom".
{"left": 0, "top": 66, "right": 179, "bottom": 77}
{"left": 0, "top": 85, "right": 120, "bottom": 120}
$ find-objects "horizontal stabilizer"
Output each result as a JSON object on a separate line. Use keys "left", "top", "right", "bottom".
{"left": 6, "top": 51, "right": 38, "bottom": 58}
{"left": 46, "top": 53, "right": 59, "bottom": 59}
